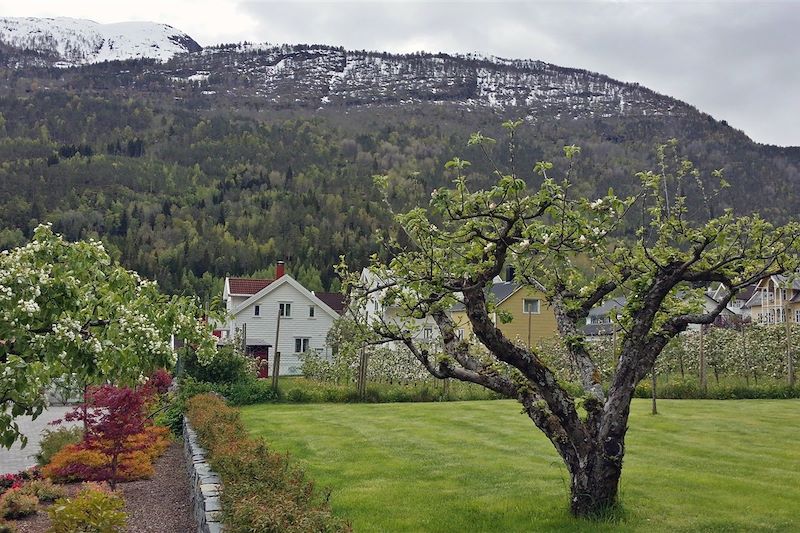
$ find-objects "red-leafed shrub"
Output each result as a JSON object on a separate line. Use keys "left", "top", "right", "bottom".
{"left": 0, "top": 469, "right": 41, "bottom": 498}
{"left": 42, "top": 445, "right": 154, "bottom": 483}
{"left": 45, "top": 382, "right": 172, "bottom": 489}
{"left": 62, "top": 385, "right": 149, "bottom": 490}
{"left": 143, "top": 368, "right": 173, "bottom": 397}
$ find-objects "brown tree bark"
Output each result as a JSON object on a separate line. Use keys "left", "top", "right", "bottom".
{"left": 565, "top": 445, "right": 623, "bottom": 517}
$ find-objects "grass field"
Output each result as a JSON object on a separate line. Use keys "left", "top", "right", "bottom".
{"left": 240, "top": 399, "right": 800, "bottom": 532}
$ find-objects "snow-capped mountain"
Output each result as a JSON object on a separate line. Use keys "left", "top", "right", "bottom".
{"left": 0, "top": 17, "right": 201, "bottom": 66}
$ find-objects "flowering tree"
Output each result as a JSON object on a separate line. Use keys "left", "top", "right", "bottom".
{"left": 0, "top": 225, "right": 217, "bottom": 448}
{"left": 343, "top": 128, "right": 800, "bottom": 517}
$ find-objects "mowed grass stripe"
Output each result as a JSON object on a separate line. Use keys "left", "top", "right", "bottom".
{"left": 240, "top": 399, "right": 800, "bottom": 532}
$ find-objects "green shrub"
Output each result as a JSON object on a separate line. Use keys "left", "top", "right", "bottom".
{"left": 179, "top": 377, "right": 218, "bottom": 398}
{"left": 35, "top": 426, "right": 84, "bottom": 467}
{"left": 263, "top": 377, "right": 504, "bottom": 405}
{"left": 0, "top": 520, "right": 17, "bottom": 533}
{"left": 156, "top": 377, "right": 217, "bottom": 436}
{"left": 634, "top": 379, "right": 800, "bottom": 400}
{"left": 182, "top": 345, "right": 252, "bottom": 384}
{"left": 156, "top": 397, "right": 186, "bottom": 436}
{"left": 48, "top": 487, "right": 127, "bottom": 533}
{"left": 223, "top": 379, "right": 279, "bottom": 406}
{"left": 18, "top": 479, "right": 67, "bottom": 502}
{"left": 285, "top": 387, "right": 311, "bottom": 403}
{"left": 0, "top": 489, "right": 38, "bottom": 519}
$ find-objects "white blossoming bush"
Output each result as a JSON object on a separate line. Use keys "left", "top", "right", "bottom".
{"left": 302, "top": 316, "right": 454, "bottom": 385}
{"left": 0, "top": 224, "right": 217, "bottom": 447}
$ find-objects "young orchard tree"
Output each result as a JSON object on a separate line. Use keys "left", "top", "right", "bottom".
{"left": 0, "top": 224, "right": 217, "bottom": 448}
{"left": 62, "top": 384, "right": 149, "bottom": 491}
{"left": 342, "top": 128, "right": 800, "bottom": 518}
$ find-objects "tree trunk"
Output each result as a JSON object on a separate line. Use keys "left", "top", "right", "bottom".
{"left": 109, "top": 452, "right": 119, "bottom": 491}
{"left": 566, "top": 445, "right": 623, "bottom": 517}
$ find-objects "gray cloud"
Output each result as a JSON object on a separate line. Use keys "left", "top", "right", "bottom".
{"left": 236, "top": 1, "right": 800, "bottom": 146}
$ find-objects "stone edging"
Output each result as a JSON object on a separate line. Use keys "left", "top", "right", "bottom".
{"left": 184, "top": 416, "right": 224, "bottom": 533}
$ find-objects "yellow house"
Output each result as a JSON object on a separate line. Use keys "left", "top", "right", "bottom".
{"left": 449, "top": 280, "right": 559, "bottom": 348}
{"left": 744, "top": 274, "right": 800, "bottom": 324}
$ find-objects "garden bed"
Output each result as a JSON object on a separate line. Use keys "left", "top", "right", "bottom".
{"left": 8, "top": 441, "right": 195, "bottom": 533}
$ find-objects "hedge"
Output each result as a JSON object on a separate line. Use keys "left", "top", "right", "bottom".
{"left": 185, "top": 394, "right": 350, "bottom": 533}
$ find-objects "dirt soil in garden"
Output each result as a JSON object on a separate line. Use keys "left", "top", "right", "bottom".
{"left": 12, "top": 441, "right": 196, "bottom": 533}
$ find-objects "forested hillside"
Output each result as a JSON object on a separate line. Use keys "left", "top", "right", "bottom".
{"left": 1, "top": 40, "right": 799, "bottom": 302}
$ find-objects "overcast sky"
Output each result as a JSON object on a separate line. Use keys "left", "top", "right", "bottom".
{"left": 2, "top": 1, "right": 797, "bottom": 146}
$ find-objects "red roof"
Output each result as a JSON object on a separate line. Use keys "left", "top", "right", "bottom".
{"left": 228, "top": 278, "right": 274, "bottom": 295}
{"left": 316, "top": 292, "right": 347, "bottom": 315}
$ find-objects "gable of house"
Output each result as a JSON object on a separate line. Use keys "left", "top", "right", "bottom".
{"left": 496, "top": 286, "right": 558, "bottom": 346}
{"left": 223, "top": 277, "right": 275, "bottom": 313}
{"left": 745, "top": 275, "right": 800, "bottom": 324}
{"left": 448, "top": 281, "right": 558, "bottom": 346}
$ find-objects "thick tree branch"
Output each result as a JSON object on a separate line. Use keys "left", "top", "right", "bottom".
{"left": 550, "top": 293, "right": 605, "bottom": 402}
{"left": 461, "top": 285, "right": 590, "bottom": 447}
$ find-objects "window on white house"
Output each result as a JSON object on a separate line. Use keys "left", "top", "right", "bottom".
{"left": 295, "top": 338, "right": 310, "bottom": 353}
{"left": 373, "top": 300, "right": 379, "bottom": 312}
{"left": 279, "top": 302, "right": 292, "bottom": 317}
{"left": 423, "top": 328, "right": 433, "bottom": 339}
{"left": 309, "top": 305, "right": 315, "bottom": 318}
{"left": 254, "top": 305, "right": 260, "bottom": 317}
{"left": 795, "top": 309, "right": 800, "bottom": 323}
{"left": 455, "top": 328, "right": 464, "bottom": 340}
{"left": 523, "top": 299, "right": 540, "bottom": 314}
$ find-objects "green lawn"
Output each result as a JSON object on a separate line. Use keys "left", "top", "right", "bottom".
{"left": 239, "top": 399, "right": 800, "bottom": 532}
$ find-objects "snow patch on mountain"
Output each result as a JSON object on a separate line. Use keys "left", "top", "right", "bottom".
{"left": 0, "top": 17, "right": 201, "bottom": 65}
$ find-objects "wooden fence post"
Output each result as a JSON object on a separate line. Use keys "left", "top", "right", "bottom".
{"left": 786, "top": 306, "right": 794, "bottom": 387}
{"left": 357, "top": 346, "right": 368, "bottom": 399}
{"left": 699, "top": 325, "right": 707, "bottom": 395}
{"left": 272, "top": 309, "right": 282, "bottom": 392}
{"left": 271, "top": 352, "right": 281, "bottom": 391}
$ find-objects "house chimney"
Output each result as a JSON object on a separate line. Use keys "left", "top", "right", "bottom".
{"left": 276, "top": 261, "right": 285, "bottom": 279}
{"left": 506, "top": 266, "right": 516, "bottom": 282}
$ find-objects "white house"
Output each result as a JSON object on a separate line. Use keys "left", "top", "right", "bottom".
{"left": 707, "top": 283, "right": 756, "bottom": 318}
{"left": 219, "top": 262, "right": 345, "bottom": 376}
{"left": 358, "top": 267, "right": 440, "bottom": 343}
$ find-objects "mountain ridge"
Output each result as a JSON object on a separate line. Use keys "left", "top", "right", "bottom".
{"left": 0, "top": 16, "right": 781, "bottom": 151}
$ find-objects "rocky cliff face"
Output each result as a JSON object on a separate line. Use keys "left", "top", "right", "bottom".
{"left": 162, "top": 43, "right": 691, "bottom": 120}
{"left": 0, "top": 18, "right": 691, "bottom": 120}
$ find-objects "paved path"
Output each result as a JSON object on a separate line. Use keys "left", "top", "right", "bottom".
{"left": 1, "top": 406, "right": 77, "bottom": 474}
